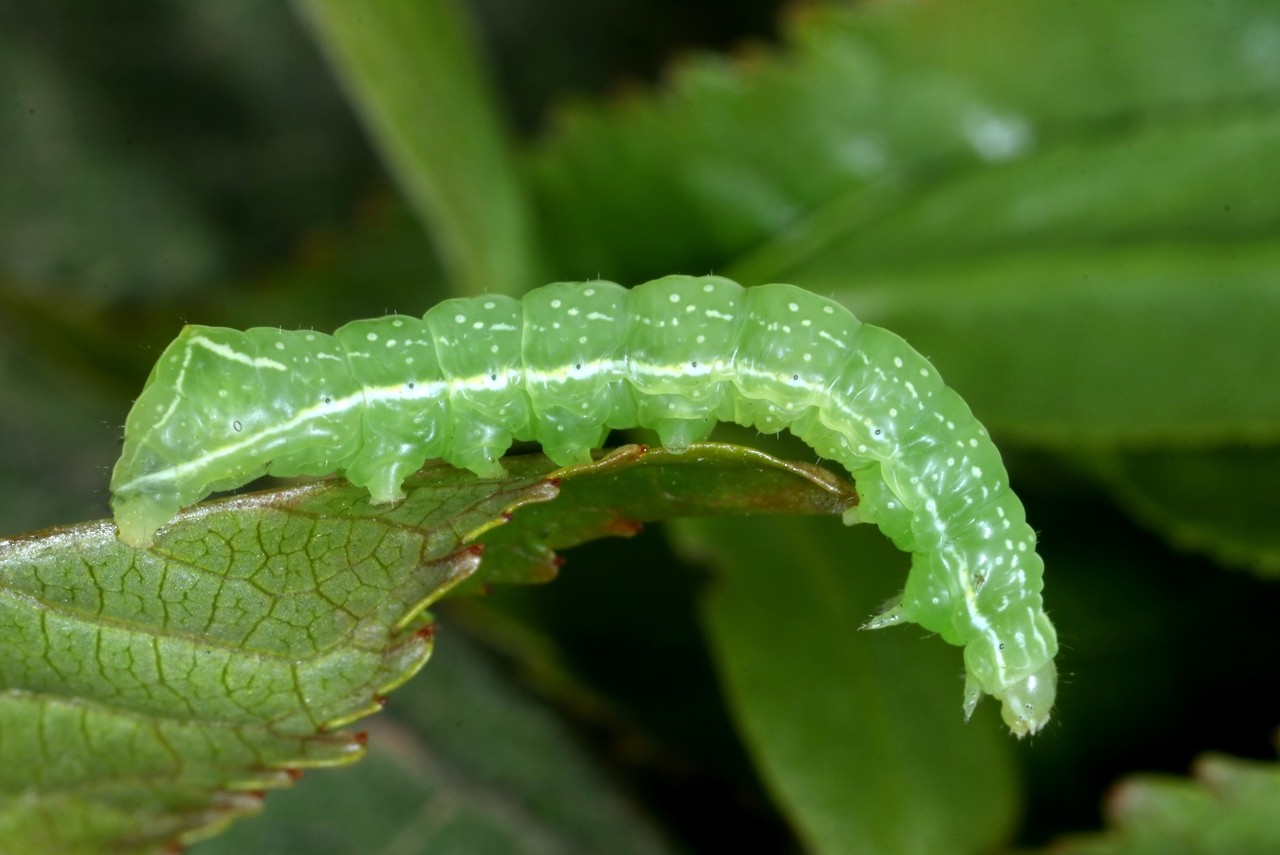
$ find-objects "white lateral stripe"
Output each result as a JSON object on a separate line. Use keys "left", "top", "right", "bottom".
{"left": 120, "top": 355, "right": 865, "bottom": 492}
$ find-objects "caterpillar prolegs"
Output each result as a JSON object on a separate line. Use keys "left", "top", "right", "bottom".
{"left": 111, "top": 275, "right": 1058, "bottom": 736}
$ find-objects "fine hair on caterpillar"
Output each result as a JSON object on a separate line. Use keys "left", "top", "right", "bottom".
{"left": 110, "top": 275, "right": 1058, "bottom": 736}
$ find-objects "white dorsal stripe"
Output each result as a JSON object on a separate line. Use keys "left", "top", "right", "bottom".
{"left": 189, "top": 335, "right": 289, "bottom": 371}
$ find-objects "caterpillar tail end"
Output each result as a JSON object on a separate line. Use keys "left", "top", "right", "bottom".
{"left": 975, "top": 660, "right": 1056, "bottom": 738}
{"left": 998, "top": 660, "right": 1057, "bottom": 738}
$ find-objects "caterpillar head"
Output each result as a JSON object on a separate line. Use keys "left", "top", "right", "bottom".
{"left": 110, "top": 325, "right": 361, "bottom": 547}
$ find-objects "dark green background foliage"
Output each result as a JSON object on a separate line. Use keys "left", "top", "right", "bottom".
{"left": 1, "top": 1, "right": 1279, "bottom": 853}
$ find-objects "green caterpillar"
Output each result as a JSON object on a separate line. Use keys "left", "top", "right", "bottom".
{"left": 111, "top": 275, "right": 1058, "bottom": 736}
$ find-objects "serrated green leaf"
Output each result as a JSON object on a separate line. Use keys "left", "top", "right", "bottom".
{"left": 0, "top": 444, "right": 851, "bottom": 852}
{"left": 681, "top": 515, "right": 1019, "bottom": 855}
{"left": 1048, "top": 752, "right": 1280, "bottom": 855}
{"left": 294, "top": 0, "right": 542, "bottom": 297}
{"left": 0, "top": 486, "right": 490, "bottom": 852}
{"left": 475, "top": 443, "right": 855, "bottom": 589}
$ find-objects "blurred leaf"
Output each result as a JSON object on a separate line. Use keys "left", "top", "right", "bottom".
{"left": 527, "top": 0, "right": 1280, "bottom": 445}
{"left": 0, "top": 33, "right": 219, "bottom": 300}
{"left": 0, "top": 444, "right": 850, "bottom": 851}
{"left": 679, "top": 515, "right": 1019, "bottom": 855}
{"left": 154, "top": 202, "right": 449, "bottom": 334}
{"left": 295, "top": 0, "right": 542, "bottom": 297}
{"left": 529, "top": 0, "right": 1280, "bottom": 281}
{"left": 0, "top": 1, "right": 373, "bottom": 301}
{"left": 0, "top": 298, "right": 125, "bottom": 533}
{"left": 808, "top": 240, "right": 1280, "bottom": 446}
{"left": 1089, "top": 447, "right": 1280, "bottom": 578}
{"left": 193, "top": 632, "right": 678, "bottom": 855}
{"left": 1048, "top": 751, "right": 1280, "bottom": 855}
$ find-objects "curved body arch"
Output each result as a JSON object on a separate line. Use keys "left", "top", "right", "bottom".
{"left": 111, "top": 275, "right": 1058, "bottom": 735}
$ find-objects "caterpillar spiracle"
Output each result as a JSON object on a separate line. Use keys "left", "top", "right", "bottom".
{"left": 110, "top": 275, "right": 1058, "bottom": 736}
